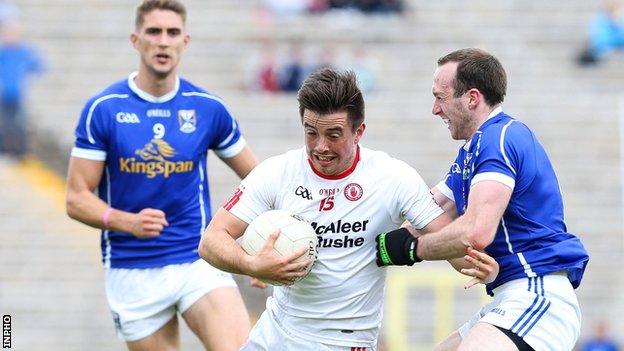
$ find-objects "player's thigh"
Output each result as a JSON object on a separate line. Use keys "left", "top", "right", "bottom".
{"left": 126, "top": 316, "right": 180, "bottom": 351}
{"left": 106, "top": 267, "right": 180, "bottom": 343}
{"left": 175, "top": 259, "right": 249, "bottom": 349}
{"left": 458, "top": 322, "right": 518, "bottom": 351}
{"left": 181, "top": 286, "right": 250, "bottom": 350}
{"left": 434, "top": 330, "right": 462, "bottom": 351}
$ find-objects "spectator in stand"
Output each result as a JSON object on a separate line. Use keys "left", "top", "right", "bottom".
{"left": 578, "top": 1, "right": 624, "bottom": 65}
{"left": 328, "top": 0, "right": 351, "bottom": 10}
{"left": 0, "top": 19, "right": 43, "bottom": 158}
{"left": 355, "top": 0, "right": 404, "bottom": 14}
{"left": 279, "top": 42, "right": 306, "bottom": 92}
{"left": 254, "top": 41, "right": 280, "bottom": 93}
{"left": 579, "top": 321, "right": 620, "bottom": 351}
{"left": 327, "top": 0, "right": 404, "bottom": 14}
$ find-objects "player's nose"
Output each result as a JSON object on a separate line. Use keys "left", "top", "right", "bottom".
{"left": 432, "top": 102, "right": 442, "bottom": 116}
{"left": 315, "top": 136, "right": 330, "bottom": 152}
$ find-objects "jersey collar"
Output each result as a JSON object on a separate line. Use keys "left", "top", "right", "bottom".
{"left": 128, "top": 71, "right": 180, "bottom": 103}
{"left": 308, "top": 145, "right": 361, "bottom": 180}
{"left": 463, "top": 106, "right": 504, "bottom": 151}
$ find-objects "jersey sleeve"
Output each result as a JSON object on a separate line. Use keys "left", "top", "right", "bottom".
{"left": 208, "top": 99, "right": 246, "bottom": 159}
{"left": 434, "top": 163, "right": 459, "bottom": 202}
{"left": 224, "top": 156, "right": 281, "bottom": 224}
{"left": 393, "top": 161, "right": 444, "bottom": 230}
{"left": 471, "top": 122, "right": 527, "bottom": 191}
{"left": 71, "top": 96, "right": 110, "bottom": 161}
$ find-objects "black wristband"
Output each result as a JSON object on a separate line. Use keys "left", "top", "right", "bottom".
{"left": 376, "top": 227, "right": 422, "bottom": 266}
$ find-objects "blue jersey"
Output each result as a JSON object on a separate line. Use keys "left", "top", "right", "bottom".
{"left": 437, "top": 110, "right": 589, "bottom": 295}
{"left": 72, "top": 72, "right": 246, "bottom": 269}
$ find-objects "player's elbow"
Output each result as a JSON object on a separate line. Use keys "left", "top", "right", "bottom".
{"left": 197, "top": 234, "right": 213, "bottom": 262}
{"left": 65, "top": 192, "right": 82, "bottom": 220}
{"left": 465, "top": 229, "right": 494, "bottom": 251}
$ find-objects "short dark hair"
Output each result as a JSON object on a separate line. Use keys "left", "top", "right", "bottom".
{"left": 297, "top": 68, "right": 365, "bottom": 132}
{"left": 135, "top": 0, "right": 187, "bottom": 30}
{"left": 437, "top": 48, "right": 507, "bottom": 106}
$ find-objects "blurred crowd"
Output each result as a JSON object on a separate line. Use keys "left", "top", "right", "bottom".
{"left": 248, "top": 41, "right": 375, "bottom": 94}
{"left": 0, "top": 0, "right": 43, "bottom": 159}
{"left": 261, "top": 0, "right": 404, "bottom": 17}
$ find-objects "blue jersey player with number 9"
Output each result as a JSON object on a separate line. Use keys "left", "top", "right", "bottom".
{"left": 65, "top": 1, "right": 257, "bottom": 350}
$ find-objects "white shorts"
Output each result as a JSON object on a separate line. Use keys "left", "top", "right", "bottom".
{"left": 458, "top": 271, "right": 581, "bottom": 351}
{"left": 241, "top": 299, "right": 375, "bottom": 351}
{"left": 105, "top": 259, "right": 237, "bottom": 341}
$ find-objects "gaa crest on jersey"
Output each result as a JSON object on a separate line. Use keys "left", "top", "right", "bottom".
{"left": 178, "top": 110, "right": 197, "bottom": 133}
{"left": 344, "top": 183, "right": 363, "bottom": 201}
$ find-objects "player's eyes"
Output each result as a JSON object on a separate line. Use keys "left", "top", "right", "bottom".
{"left": 145, "top": 28, "right": 161, "bottom": 35}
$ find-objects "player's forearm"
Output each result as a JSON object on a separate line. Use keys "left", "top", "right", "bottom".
{"left": 417, "top": 219, "right": 472, "bottom": 260}
{"left": 418, "top": 200, "right": 502, "bottom": 260}
{"left": 198, "top": 229, "right": 252, "bottom": 275}
{"left": 66, "top": 190, "right": 140, "bottom": 234}
{"left": 66, "top": 189, "right": 110, "bottom": 229}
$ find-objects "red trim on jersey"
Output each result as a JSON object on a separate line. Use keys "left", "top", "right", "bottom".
{"left": 223, "top": 188, "right": 243, "bottom": 211}
{"left": 350, "top": 347, "right": 367, "bottom": 351}
{"left": 308, "top": 146, "right": 360, "bottom": 180}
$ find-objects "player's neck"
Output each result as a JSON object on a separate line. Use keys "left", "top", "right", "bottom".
{"left": 134, "top": 68, "right": 177, "bottom": 97}
{"left": 471, "top": 104, "right": 500, "bottom": 135}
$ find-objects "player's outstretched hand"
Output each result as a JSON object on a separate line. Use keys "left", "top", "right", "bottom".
{"left": 460, "top": 247, "right": 499, "bottom": 289}
{"left": 375, "top": 228, "right": 422, "bottom": 266}
{"left": 132, "top": 208, "right": 168, "bottom": 238}
{"left": 250, "top": 230, "right": 311, "bottom": 286}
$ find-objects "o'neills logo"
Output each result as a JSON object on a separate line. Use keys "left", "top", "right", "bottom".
{"left": 119, "top": 139, "right": 193, "bottom": 178}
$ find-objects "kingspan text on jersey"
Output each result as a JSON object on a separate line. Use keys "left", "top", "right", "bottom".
{"left": 119, "top": 158, "right": 193, "bottom": 178}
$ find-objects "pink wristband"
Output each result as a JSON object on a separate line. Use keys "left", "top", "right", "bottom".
{"left": 102, "top": 207, "right": 113, "bottom": 229}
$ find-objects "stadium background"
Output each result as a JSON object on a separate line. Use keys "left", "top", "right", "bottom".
{"left": 1, "top": 0, "right": 623, "bottom": 350}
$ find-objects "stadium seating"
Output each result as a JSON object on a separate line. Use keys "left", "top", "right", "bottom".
{"left": 16, "top": 0, "right": 624, "bottom": 348}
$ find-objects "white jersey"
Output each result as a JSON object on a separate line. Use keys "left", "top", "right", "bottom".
{"left": 227, "top": 146, "right": 443, "bottom": 347}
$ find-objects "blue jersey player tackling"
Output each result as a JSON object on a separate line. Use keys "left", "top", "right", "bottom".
{"left": 65, "top": 1, "right": 256, "bottom": 350}
{"left": 375, "top": 48, "right": 589, "bottom": 351}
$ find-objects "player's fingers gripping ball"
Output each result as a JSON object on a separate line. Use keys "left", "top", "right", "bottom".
{"left": 240, "top": 210, "right": 317, "bottom": 285}
{"left": 375, "top": 228, "right": 422, "bottom": 266}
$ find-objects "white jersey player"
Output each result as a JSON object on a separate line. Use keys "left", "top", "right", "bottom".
{"left": 198, "top": 68, "right": 499, "bottom": 350}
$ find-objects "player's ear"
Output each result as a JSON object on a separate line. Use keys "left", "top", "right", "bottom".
{"left": 130, "top": 33, "right": 139, "bottom": 48}
{"left": 467, "top": 89, "right": 480, "bottom": 109}
{"left": 354, "top": 123, "right": 365, "bottom": 144}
